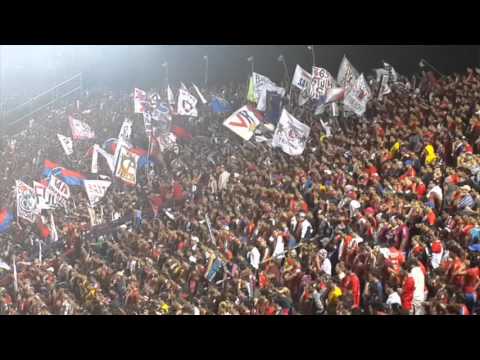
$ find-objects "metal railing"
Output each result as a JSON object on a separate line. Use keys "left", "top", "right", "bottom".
{"left": 2, "top": 72, "right": 83, "bottom": 133}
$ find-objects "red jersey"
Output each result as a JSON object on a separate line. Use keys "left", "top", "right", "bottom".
{"left": 464, "top": 267, "right": 479, "bottom": 294}
{"left": 402, "top": 276, "right": 415, "bottom": 311}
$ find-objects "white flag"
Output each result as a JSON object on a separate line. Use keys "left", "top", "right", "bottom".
{"left": 272, "top": 109, "right": 311, "bottom": 156}
{"left": 92, "top": 145, "right": 115, "bottom": 174}
{"left": 378, "top": 73, "right": 391, "bottom": 100}
{"left": 69, "top": 116, "right": 95, "bottom": 140}
{"left": 291, "top": 65, "right": 312, "bottom": 91}
{"left": 223, "top": 105, "right": 261, "bottom": 141}
{"left": 134, "top": 88, "right": 147, "bottom": 114}
{"left": 167, "top": 85, "right": 175, "bottom": 105}
{"left": 343, "top": 74, "right": 372, "bottom": 116}
{"left": 16, "top": 180, "right": 38, "bottom": 223}
{"left": 48, "top": 175, "right": 71, "bottom": 207}
{"left": 337, "top": 56, "right": 359, "bottom": 90}
{"left": 118, "top": 118, "right": 133, "bottom": 143}
{"left": 50, "top": 213, "right": 58, "bottom": 242}
{"left": 33, "top": 181, "right": 57, "bottom": 210}
{"left": 311, "top": 67, "right": 335, "bottom": 99}
{"left": 177, "top": 89, "right": 198, "bottom": 117}
{"left": 114, "top": 146, "right": 140, "bottom": 185}
{"left": 252, "top": 72, "right": 277, "bottom": 102}
{"left": 84, "top": 180, "right": 111, "bottom": 207}
{"left": 57, "top": 134, "right": 73, "bottom": 156}
{"left": 192, "top": 83, "right": 207, "bottom": 104}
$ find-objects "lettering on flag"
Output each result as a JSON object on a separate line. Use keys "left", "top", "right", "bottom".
{"left": 33, "top": 181, "right": 57, "bottom": 210}
{"left": 337, "top": 56, "right": 359, "bottom": 91}
{"left": 311, "top": 67, "right": 335, "bottom": 100}
{"left": 177, "top": 89, "right": 198, "bottom": 117}
{"left": 134, "top": 88, "right": 147, "bottom": 114}
{"left": 223, "top": 105, "right": 261, "bottom": 141}
{"left": 272, "top": 109, "right": 311, "bottom": 156}
{"left": 252, "top": 72, "right": 277, "bottom": 101}
{"left": 114, "top": 146, "right": 140, "bottom": 185}
{"left": 69, "top": 116, "right": 95, "bottom": 140}
{"left": 57, "top": 134, "right": 73, "bottom": 156}
{"left": 16, "top": 180, "right": 38, "bottom": 223}
{"left": 291, "top": 65, "right": 312, "bottom": 91}
{"left": 84, "top": 180, "right": 111, "bottom": 207}
{"left": 343, "top": 74, "right": 372, "bottom": 116}
{"left": 48, "top": 175, "right": 70, "bottom": 207}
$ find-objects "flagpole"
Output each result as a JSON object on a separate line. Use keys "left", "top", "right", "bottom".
{"left": 12, "top": 254, "right": 17, "bottom": 295}
{"left": 204, "top": 55, "right": 208, "bottom": 87}
{"left": 307, "top": 45, "right": 315, "bottom": 67}
{"left": 419, "top": 58, "right": 444, "bottom": 78}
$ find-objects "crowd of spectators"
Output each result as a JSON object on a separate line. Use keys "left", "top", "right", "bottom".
{"left": 0, "top": 65, "right": 479, "bottom": 315}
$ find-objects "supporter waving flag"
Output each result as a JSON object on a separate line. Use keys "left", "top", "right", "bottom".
{"left": 42, "top": 160, "right": 86, "bottom": 186}
{"left": 337, "top": 55, "right": 359, "bottom": 90}
{"left": 272, "top": 109, "right": 311, "bottom": 156}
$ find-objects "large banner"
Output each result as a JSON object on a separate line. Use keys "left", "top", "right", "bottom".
{"left": 134, "top": 88, "right": 147, "bottom": 114}
{"left": 343, "top": 74, "right": 372, "bottom": 116}
{"left": 272, "top": 109, "right": 311, "bottom": 156}
{"left": 84, "top": 180, "right": 111, "bottom": 207}
{"left": 311, "top": 67, "right": 335, "bottom": 100}
{"left": 257, "top": 84, "right": 285, "bottom": 112}
{"left": 16, "top": 180, "right": 38, "bottom": 223}
{"left": 114, "top": 146, "right": 140, "bottom": 185}
{"left": 337, "top": 56, "right": 359, "bottom": 90}
{"left": 69, "top": 116, "right": 95, "bottom": 140}
{"left": 177, "top": 89, "right": 198, "bottom": 117}
{"left": 57, "top": 134, "right": 73, "bottom": 156}
{"left": 223, "top": 105, "right": 261, "bottom": 141}
{"left": 252, "top": 72, "right": 276, "bottom": 101}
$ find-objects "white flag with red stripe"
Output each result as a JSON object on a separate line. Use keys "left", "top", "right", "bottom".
{"left": 134, "top": 88, "right": 148, "bottom": 114}
{"left": 223, "top": 105, "right": 261, "bottom": 141}
{"left": 69, "top": 116, "right": 95, "bottom": 140}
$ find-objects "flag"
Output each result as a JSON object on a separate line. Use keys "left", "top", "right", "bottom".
{"left": 149, "top": 92, "right": 161, "bottom": 108}
{"left": 91, "top": 144, "right": 115, "bottom": 174}
{"left": 177, "top": 89, "right": 198, "bottom": 117}
{"left": 378, "top": 73, "right": 391, "bottom": 100}
{"left": 57, "top": 134, "right": 73, "bottom": 156}
{"left": 69, "top": 116, "right": 95, "bottom": 140}
{"left": 0, "top": 259, "right": 10, "bottom": 271}
{"left": 48, "top": 175, "right": 71, "bottom": 207}
{"left": 211, "top": 96, "right": 232, "bottom": 113}
{"left": 311, "top": 67, "right": 335, "bottom": 100}
{"left": 343, "top": 74, "right": 372, "bottom": 116}
{"left": 192, "top": 83, "right": 207, "bottom": 104}
{"left": 223, "top": 105, "right": 262, "bottom": 141}
{"left": 167, "top": 85, "right": 175, "bottom": 105}
{"left": 272, "top": 109, "right": 311, "bottom": 156}
{"left": 16, "top": 180, "right": 38, "bottom": 223}
{"left": 33, "top": 180, "right": 57, "bottom": 210}
{"left": 114, "top": 145, "right": 140, "bottom": 185}
{"left": 0, "top": 208, "right": 13, "bottom": 234}
{"left": 42, "top": 160, "right": 86, "bottom": 186}
{"left": 171, "top": 126, "right": 193, "bottom": 141}
{"left": 151, "top": 103, "right": 172, "bottom": 134}
{"left": 324, "top": 87, "right": 345, "bottom": 104}
{"left": 84, "top": 180, "right": 111, "bottom": 207}
{"left": 264, "top": 92, "right": 283, "bottom": 125}
{"left": 118, "top": 118, "right": 133, "bottom": 143}
{"left": 36, "top": 219, "right": 51, "bottom": 239}
{"left": 256, "top": 83, "right": 285, "bottom": 112}
{"left": 292, "top": 65, "right": 312, "bottom": 91}
{"left": 134, "top": 88, "right": 147, "bottom": 114}
{"left": 252, "top": 72, "right": 277, "bottom": 102}
{"left": 247, "top": 76, "right": 256, "bottom": 103}
{"left": 337, "top": 55, "right": 359, "bottom": 90}
{"left": 50, "top": 213, "right": 58, "bottom": 242}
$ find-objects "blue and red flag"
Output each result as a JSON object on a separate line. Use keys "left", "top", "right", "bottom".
{"left": 0, "top": 208, "right": 14, "bottom": 234}
{"left": 43, "top": 160, "right": 86, "bottom": 186}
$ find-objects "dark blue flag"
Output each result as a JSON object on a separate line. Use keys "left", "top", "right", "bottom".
{"left": 264, "top": 91, "right": 283, "bottom": 125}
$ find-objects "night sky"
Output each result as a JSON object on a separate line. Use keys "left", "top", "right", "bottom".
{"left": 84, "top": 45, "right": 479, "bottom": 90}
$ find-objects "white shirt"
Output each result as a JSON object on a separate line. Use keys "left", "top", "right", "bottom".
{"left": 321, "top": 258, "right": 332, "bottom": 276}
{"left": 299, "top": 219, "right": 312, "bottom": 241}
{"left": 410, "top": 266, "right": 425, "bottom": 302}
{"left": 218, "top": 171, "right": 231, "bottom": 191}
{"left": 427, "top": 185, "right": 443, "bottom": 203}
{"left": 386, "top": 292, "right": 401, "bottom": 307}
{"left": 248, "top": 247, "right": 261, "bottom": 270}
{"left": 272, "top": 235, "right": 285, "bottom": 260}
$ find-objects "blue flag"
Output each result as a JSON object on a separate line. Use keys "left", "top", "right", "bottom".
{"left": 211, "top": 96, "right": 232, "bottom": 113}
{"left": 264, "top": 91, "right": 283, "bottom": 125}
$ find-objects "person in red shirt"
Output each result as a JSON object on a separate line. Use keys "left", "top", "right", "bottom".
{"left": 341, "top": 269, "right": 361, "bottom": 310}
{"left": 400, "top": 268, "right": 415, "bottom": 314}
{"left": 457, "top": 259, "right": 480, "bottom": 312}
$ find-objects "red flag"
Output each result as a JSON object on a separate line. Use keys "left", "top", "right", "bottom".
{"left": 149, "top": 195, "right": 164, "bottom": 217}
{"left": 171, "top": 126, "right": 193, "bottom": 141}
